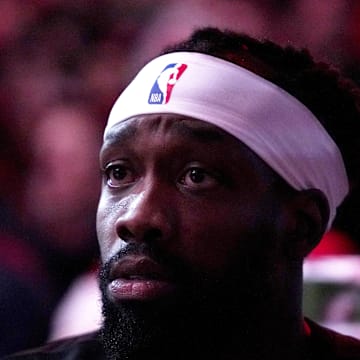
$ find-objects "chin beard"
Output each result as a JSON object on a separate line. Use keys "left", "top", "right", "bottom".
{"left": 100, "top": 294, "right": 189, "bottom": 360}
{"left": 99, "top": 256, "right": 213, "bottom": 360}
{"left": 98, "top": 250, "right": 237, "bottom": 360}
{"left": 98, "top": 242, "right": 268, "bottom": 360}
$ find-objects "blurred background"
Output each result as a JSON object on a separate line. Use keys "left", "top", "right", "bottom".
{"left": 1, "top": 0, "right": 360, "bottom": 356}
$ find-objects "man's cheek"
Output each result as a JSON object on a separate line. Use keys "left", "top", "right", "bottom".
{"left": 96, "top": 207, "right": 118, "bottom": 261}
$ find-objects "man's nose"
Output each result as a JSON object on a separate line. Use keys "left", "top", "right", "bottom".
{"left": 115, "top": 185, "right": 174, "bottom": 245}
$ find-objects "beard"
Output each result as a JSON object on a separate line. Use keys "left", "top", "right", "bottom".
{"left": 98, "top": 242, "right": 251, "bottom": 360}
{"left": 100, "top": 291, "right": 203, "bottom": 360}
{"left": 99, "top": 222, "right": 279, "bottom": 360}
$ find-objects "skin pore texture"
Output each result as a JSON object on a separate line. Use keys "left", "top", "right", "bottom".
{"left": 96, "top": 114, "right": 328, "bottom": 360}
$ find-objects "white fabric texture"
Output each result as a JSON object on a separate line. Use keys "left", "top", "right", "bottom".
{"left": 105, "top": 52, "right": 349, "bottom": 229}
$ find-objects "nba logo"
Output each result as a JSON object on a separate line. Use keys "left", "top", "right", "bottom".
{"left": 148, "top": 63, "right": 187, "bottom": 104}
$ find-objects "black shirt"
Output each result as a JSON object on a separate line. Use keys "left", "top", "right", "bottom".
{"left": 4, "top": 319, "right": 360, "bottom": 360}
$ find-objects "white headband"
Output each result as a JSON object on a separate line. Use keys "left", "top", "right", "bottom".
{"left": 105, "top": 52, "right": 349, "bottom": 229}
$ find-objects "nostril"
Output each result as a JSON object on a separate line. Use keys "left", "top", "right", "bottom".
{"left": 117, "top": 225, "right": 163, "bottom": 244}
{"left": 117, "top": 226, "right": 134, "bottom": 242}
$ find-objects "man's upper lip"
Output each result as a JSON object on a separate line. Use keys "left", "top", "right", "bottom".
{"left": 109, "top": 255, "right": 172, "bottom": 281}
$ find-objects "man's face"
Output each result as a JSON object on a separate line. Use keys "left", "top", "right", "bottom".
{"left": 97, "top": 114, "right": 292, "bottom": 359}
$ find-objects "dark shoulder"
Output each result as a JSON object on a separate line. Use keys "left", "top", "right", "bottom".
{"left": 2, "top": 331, "right": 104, "bottom": 360}
{"left": 306, "top": 318, "right": 360, "bottom": 359}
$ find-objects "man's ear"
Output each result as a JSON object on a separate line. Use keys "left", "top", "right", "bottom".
{"left": 285, "top": 189, "right": 330, "bottom": 258}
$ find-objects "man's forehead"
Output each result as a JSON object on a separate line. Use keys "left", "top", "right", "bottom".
{"left": 103, "top": 114, "right": 230, "bottom": 146}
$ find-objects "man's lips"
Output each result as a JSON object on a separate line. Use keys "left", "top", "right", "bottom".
{"left": 107, "top": 255, "right": 178, "bottom": 301}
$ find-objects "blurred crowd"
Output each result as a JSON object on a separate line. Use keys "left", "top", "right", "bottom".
{"left": 1, "top": 0, "right": 360, "bottom": 356}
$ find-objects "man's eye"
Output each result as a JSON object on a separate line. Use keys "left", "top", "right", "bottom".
{"left": 104, "top": 163, "right": 134, "bottom": 188}
{"left": 180, "top": 167, "right": 218, "bottom": 189}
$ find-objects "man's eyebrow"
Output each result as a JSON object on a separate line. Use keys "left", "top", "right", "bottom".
{"left": 103, "top": 121, "right": 138, "bottom": 146}
{"left": 103, "top": 118, "right": 226, "bottom": 146}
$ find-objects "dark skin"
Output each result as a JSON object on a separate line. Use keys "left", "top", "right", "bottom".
{"left": 97, "top": 114, "right": 329, "bottom": 360}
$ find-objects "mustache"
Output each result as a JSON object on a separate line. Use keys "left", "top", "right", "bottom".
{"left": 99, "top": 242, "right": 190, "bottom": 287}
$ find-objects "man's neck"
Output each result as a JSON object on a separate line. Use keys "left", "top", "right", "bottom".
{"left": 219, "top": 314, "right": 309, "bottom": 360}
